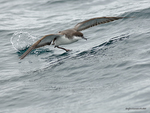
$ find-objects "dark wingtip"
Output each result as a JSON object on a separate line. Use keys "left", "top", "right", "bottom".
{"left": 19, "top": 46, "right": 35, "bottom": 60}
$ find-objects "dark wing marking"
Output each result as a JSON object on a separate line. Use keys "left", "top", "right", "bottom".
{"left": 74, "top": 17, "right": 124, "bottom": 31}
{"left": 19, "top": 34, "right": 61, "bottom": 59}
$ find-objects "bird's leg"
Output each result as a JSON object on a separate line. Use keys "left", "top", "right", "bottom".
{"left": 52, "top": 38, "right": 57, "bottom": 45}
{"left": 55, "top": 46, "right": 71, "bottom": 52}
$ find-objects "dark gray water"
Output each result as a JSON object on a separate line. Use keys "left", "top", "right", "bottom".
{"left": 1, "top": 0, "right": 150, "bottom": 113}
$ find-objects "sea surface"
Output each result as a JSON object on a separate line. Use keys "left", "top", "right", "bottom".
{"left": 0, "top": 0, "right": 150, "bottom": 113}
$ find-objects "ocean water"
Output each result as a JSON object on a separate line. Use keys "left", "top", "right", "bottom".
{"left": 0, "top": 0, "right": 150, "bottom": 113}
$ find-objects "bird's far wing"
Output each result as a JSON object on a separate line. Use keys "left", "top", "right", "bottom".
{"left": 74, "top": 17, "right": 124, "bottom": 31}
{"left": 19, "top": 34, "right": 61, "bottom": 59}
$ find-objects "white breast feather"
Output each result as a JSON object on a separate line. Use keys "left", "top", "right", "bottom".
{"left": 55, "top": 35, "right": 81, "bottom": 46}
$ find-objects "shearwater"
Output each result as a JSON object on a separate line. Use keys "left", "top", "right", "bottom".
{"left": 20, "top": 17, "right": 125, "bottom": 59}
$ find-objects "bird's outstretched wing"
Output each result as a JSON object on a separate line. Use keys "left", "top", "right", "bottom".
{"left": 20, "top": 34, "right": 62, "bottom": 59}
{"left": 74, "top": 17, "right": 124, "bottom": 31}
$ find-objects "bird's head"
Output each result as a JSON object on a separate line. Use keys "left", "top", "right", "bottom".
{"left": 74, "top": 31, "right": 87, "bottom": 40}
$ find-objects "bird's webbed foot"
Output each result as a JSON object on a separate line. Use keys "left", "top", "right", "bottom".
{"left": 55, "top": 46, "right": 71, "bottom": 52}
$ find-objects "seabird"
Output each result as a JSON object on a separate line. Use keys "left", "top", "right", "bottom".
{"left": 20, "top": 17, "right": 125, "bottom": 59}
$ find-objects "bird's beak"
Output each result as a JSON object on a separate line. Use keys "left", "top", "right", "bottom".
{"left": 82, "top": 36, "right": 87, "bottom": 40}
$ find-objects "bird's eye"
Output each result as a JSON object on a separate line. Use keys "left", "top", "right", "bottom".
{"left": 59, "top": 31, "right": 61, "bottom": 33}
